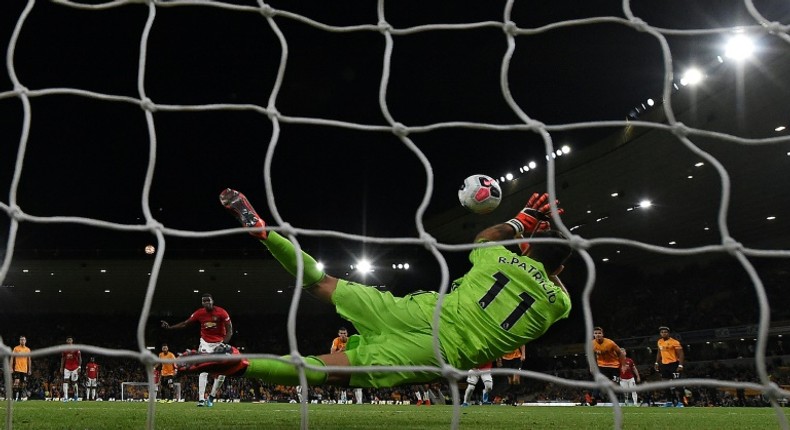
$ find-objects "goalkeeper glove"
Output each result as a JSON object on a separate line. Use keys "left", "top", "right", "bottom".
{"left": 505, "top": 192, "right": 564, "bottom": 236}
{"left": 177, "top": 345, "right": 249, "bottom": 377}
{"left": 506, "top": 192, "right": 564, "bottom": 255}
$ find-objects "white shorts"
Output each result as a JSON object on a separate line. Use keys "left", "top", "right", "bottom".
{"left": 86, "top": 378, "right": 98, "bottom": 388}
{"left": 466, "top": 369, "right": 493, "bottom": 386}
{"left": 619, "top": 377, "right": 636, "bottom": 389}
{"left": 64, "top": 368, "right": 80, "bottom": 382}
{"left": 199, "top": 338, "right": 224, "bottom": 354}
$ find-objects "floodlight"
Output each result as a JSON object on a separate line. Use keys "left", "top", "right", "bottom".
{"left": 356, "top": 259, "right": 372, "bottom": 273}
{"left": 680, "top": 68, "right": 703, "bottom": 86}
{"left": 724, "top": 34, "right": 755, "bottom": 61}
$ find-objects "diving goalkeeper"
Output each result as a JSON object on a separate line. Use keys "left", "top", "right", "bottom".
{"left": 179, "top": 189, "right": 572, "bottom": 388}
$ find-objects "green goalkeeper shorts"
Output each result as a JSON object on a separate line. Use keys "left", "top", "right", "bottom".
{"left": 332, "top": 279, "right": 447, "bottom": 388}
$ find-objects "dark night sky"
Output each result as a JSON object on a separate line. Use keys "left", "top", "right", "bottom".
{"left": 1, "top": 0, "right": 788, "bottom": 257}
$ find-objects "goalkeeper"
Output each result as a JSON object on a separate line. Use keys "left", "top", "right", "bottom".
{"left": 180, "top": 189, "right": 572, "bottom": 388}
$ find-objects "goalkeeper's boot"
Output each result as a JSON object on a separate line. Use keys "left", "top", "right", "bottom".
{"left": 206, "top": 396, "right": 214, "bottom": 407}
{"left": 220, "top": 189, "right": 267, "bottom": 240}
{"left": 177, "top": 346, "right": 249, "bottom": 377}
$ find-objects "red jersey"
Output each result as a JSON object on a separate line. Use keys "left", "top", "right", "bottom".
{"left": 86, "top": 362, "right": 100, "bottom": 379}
{"left": 62, "top": 350, "right": 81, "bottom": 371}
{"left": 620, "top": 357, "right": 637, "bottom": 380}
{"left": 188, "top": 306, "right": 231, "bottom": 343}
{"left": 477, "top": 361, "right": 493, "bottom": 371}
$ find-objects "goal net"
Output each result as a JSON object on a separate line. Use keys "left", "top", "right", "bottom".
{"left": 2, "top": 1, "right": 790, "bottom": 430}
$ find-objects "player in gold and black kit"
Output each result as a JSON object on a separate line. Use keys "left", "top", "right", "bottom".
{"left": 654, "top": 326, "right": 685, "bottom": 407}
{"left": 592, "top": 327, "right": 625, "bottom": 383}
{"left": 12, "top": 336, "right": 32, "bottom": 401}
{"left": 157, "top": 344, "right": 178, "bottom": 403}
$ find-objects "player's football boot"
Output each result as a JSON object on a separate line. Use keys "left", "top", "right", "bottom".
{"left": 219, "top": 188, "right": 267, "bottom": 240}
{"left": 197, "top": 400, "right": 205, "bottom": 407}
{"left": 177, "top": 346, "right": 249, "bottom": 378}
{"left": 206, "top": 397, "right": 214, "bottom": 407}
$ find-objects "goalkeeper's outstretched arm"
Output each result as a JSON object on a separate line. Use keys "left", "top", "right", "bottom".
{"left": 476, "top": 192, "right": 570, "bottom": 284}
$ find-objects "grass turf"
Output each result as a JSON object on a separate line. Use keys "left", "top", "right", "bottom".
{"left": 1, "top": 401, "right": 788, "bottom": 429}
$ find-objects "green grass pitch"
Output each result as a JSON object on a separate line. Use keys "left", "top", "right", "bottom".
{"left": 2, "top": 402, "right": 788, "bottom": 429}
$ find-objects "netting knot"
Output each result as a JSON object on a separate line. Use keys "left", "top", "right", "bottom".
{"left": 279, "top": 222, "right": 297, "bottom": 237}
{"left": 377, "top": 21, "right": 393, "bottom": 34}
{"left": 525, "top": 118, "right": 545, "bottom": 131}
{"left": 14, "top": 84, "right": 29, "bottom": 95}
{"left": 140, "top": 97, "right": 157, "bottom": 112}
{"left": 765, "top": 382, "right": 786, "bottom": 399}
{"left": 503, "top": 21, "right": 518, "bottom": 36}
{"left": 8, "top": 205, "right": 23, "bottom": 221}
{"left": 391, "top": 122, "right": 409, "bottom": 137}
{"left": 722, "top": 237, "right": 744, "bottom": 255}
{"left": 419, "top": 232, "right": 437, "bottom": 251}
{"left": 629, "top": 17, "right": 650, "bottom": 33}
{"left": 441, "top": 363, "right": 462, "bottom": 380}
{"left": 568, "top": 234, "right": 589, "bottom": 250}
{"left": 140, "top": 351, "right": 157, "bottom": 366}
{"left": 670, "top": 121, "right": 689, "bottom": 137}
{"left": 764, "top": 21, "right": 788, "bottom": 35}
{"left": 266, "top": 106, "right": 281, "bottom": 121}
{"left": 288, "top": 354, "right": 305, "bottom": 367}
{"left": 258, "top": 3, "right": 276, "bottom": 18}
{"left": 147, "top": 220, "right": 164, "bottom": 232}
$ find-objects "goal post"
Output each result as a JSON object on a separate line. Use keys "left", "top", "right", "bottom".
{"left": 120, "top": 382, "right": 181, "bottom": 402}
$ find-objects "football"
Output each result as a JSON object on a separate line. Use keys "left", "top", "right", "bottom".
{"left": 458, "top": 174, "right": 502, "bottom": 214}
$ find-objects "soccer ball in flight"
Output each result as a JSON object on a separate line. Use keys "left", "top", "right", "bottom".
{"left": 458, "top": 174, "right": 502, "bottom": 214}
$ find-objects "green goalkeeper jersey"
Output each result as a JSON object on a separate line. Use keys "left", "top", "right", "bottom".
{"left": 437, "top": 242, "right": 571, "bottom": 369}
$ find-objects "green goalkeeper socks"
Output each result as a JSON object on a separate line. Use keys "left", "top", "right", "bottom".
{"left": 262, "top": 231, "right": 325, "bottom": 287}
{"left": 244, "top": 355, "right": 329, "bottom": 386}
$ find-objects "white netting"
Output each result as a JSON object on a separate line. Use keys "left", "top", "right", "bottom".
{"left": 2, "top": 1, "right": 790, "bottom": 429}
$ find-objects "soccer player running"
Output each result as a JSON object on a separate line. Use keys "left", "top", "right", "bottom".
{"left": 85, "top": 357, "right": 100, "bottom": 401}
{"left": 12, "top": 336, "right": 32, "bottom": 401}
{"left": 60, "top": 335, "right": 82, "bottom": 402}
{"left": 161, "top": 293, "right": 233, "bottom": 407}
{"left": 654, "top": 326, "right": 685, "bottom": 407}
{"left": 619, "top": 348, "right": 640, "bottom": 405}
{"left": 462, "top": 361, "right": 493, "bottom": 406}
{"left": 156, "top": 344, "right": 178, "bottom": 403}
{"left": 591, "top": 327, "right": 625, "bottom": 403}
{"left": 179, "top": 188, "right": 571, "bottom": 392}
